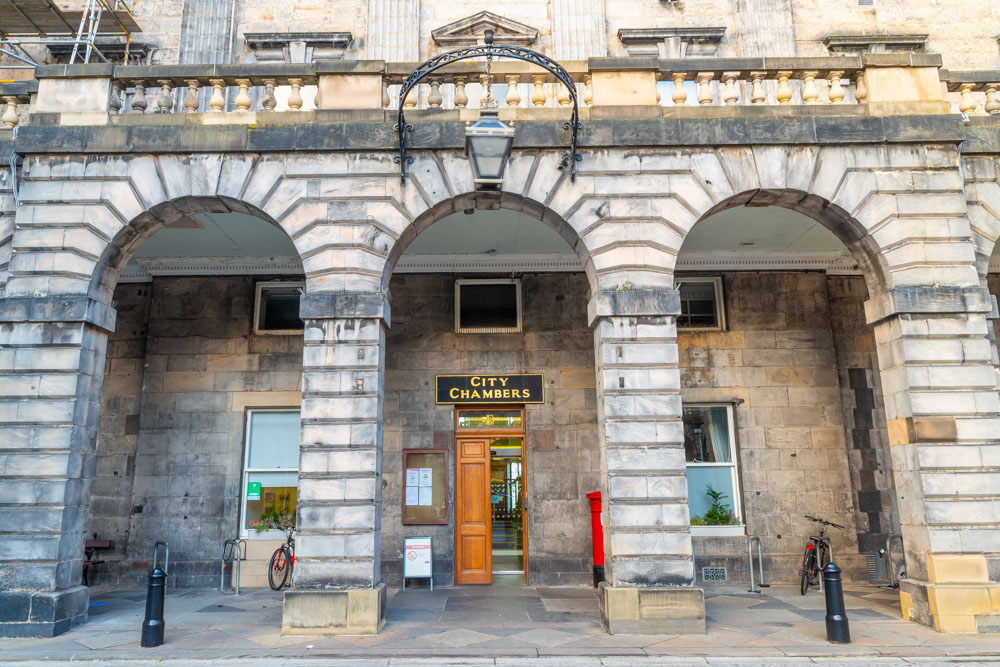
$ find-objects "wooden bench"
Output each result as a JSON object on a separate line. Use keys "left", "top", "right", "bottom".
{"left": 83, "top": 539, "right": 111, "bottom": 586}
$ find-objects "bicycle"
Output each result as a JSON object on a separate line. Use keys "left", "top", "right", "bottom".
{"left": 799, "top": 514, "right": 843, "bottom": 595}
{"left": 268, "top": 527, "right": 295, "bottom": 590}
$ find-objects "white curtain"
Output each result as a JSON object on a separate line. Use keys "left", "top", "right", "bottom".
{"left": 707, "top": 408, "right": 732, "bottom": 463}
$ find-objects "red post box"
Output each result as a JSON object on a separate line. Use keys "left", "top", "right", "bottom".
{"left": 586, "top": 491, "right": 605, "bottom": 587}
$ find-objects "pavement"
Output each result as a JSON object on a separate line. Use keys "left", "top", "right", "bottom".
{"left": 2, "top": 579, "right": 1000, "bottom": 666}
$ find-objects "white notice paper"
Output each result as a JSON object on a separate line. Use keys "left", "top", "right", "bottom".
{"left": 405, "top": 468, "right": 419, "bottom": 487}
{"left": 405, "top": 486, "right": 419, "bottom": 506}
{"left": 418, "top": 487, "right": 432, "bottom": 505}
{"left": 418, "top": 468, "right": 432, "bottom": 487}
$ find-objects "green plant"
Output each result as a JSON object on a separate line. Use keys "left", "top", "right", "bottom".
{"left": 251, "top": 505, "right": 296, "bottom": 534}
{"left": 690, "top": 484, "right": 737, "bottom": 526}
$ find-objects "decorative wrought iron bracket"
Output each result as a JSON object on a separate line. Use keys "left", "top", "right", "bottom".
{"left": 394, "top": 31, "right": 583, "bottom": 183}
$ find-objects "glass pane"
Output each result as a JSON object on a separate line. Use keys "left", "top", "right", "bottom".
{"left": 248, "top": 411, "right": 301, "bottom": 469}
{"left": 259, "top": 285, "right": 304, "bottom": 331}
{"left": 678, "top": 281, "right": 718, "bottom": 328}
{"left": 491, "top": 438, "right": 523, "bottom": 572}
{"left": 244, "top": 471, "right": 298, "bottom": 531}
{"left": 683, "top": 406, "right": 732, "bottom": 463}
{"left": 686, "top": 466, "right": 738, "bottom": 523}
{"left": 459, "top": 283, "right": 518, "bottom": 329}
{"left": 457, "top": 410, "right": 522, "bottom": 429}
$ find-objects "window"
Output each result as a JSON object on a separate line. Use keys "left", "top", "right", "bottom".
{"left": 241, "top": 410, "right": 300, "bottom": 538}
{"left": 677, "top": 278, "right": 725, "bottom": 329}
{"left": 254, "top": 281, "right": 304, "bottom": 334}
{"left": 455, "top": 279, "right": 522, "bottom": 333}
{"left": 683, "top": 405, "right": 742, "bottom": 529}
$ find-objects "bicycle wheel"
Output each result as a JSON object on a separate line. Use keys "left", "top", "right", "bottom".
{"left": 269, "top": 546, "right": 291, "bottom": 590}
{"left": 800, "top": 549, "right": 815, "bottom": 595}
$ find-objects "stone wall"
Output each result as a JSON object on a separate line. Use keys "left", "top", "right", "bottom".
{"left": 61, "top": 0, "right": 998, "bottom": 67}
{"left": 382, "top": 272, "right": 599, "bottom": 587}
{"left": 86, "top": 285, "right": 148, "bottom": 566}
{"left": 681, "top": 272, "right": 871, "bottom": 584}
{"left": 828, "top": 274, "right": 901, "bottom": 572}
{"left": 88, "top": 276, "right": 303, "bottom": 587}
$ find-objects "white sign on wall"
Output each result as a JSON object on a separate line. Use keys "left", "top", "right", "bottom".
{"left": 403, "top": 536, "right": 433, "bottom": 581}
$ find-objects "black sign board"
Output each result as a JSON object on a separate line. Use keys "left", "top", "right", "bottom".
{"left": 435, "top": 374, "right": 544, "bottom": 404}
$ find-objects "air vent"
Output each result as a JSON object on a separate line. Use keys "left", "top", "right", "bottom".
{"left": 702, "top": 567, "right": 727, "bottom": 583}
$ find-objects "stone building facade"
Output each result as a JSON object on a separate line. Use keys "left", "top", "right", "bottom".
{"left": 2, "top": 0, "right": 1000, "bottom": 642}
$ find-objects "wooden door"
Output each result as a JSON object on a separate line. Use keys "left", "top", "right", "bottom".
{"left": 455, "top": 437, "right": 491, "bottom": 584}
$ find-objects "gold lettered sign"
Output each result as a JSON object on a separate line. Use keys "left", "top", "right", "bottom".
{"left": 436, "top": 374, "right": 544, "bottom": 404}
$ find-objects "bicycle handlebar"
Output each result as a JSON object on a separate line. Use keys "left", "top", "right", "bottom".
{"left": 804, "top": 514, "right": 845, "bottom": 529}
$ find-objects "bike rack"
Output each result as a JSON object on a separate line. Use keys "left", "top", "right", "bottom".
{"left": 747, "top": 536, "right": 770, "bottom": 593}
{"left": 885, "top": 533, "right": 907, "bottom": 587}
{"left": 219, "top": 539, "right": 246, "bottom": 596}
{"left": 152, "top": 541, "right": 169, "bottom": 574}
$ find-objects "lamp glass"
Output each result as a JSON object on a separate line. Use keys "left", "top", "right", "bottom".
{"left": 466, "top": 110, "right": 515, "bottom": 184}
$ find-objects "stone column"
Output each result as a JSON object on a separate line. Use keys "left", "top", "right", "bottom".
{"left": 866, "top": 286, "right": 1000, "bottom": 633}
{"left": 365, "top": 0, "right": 419, "bottom": 61}
{"left": 735, "top": 0, "right": 795, "bottom": 57}
{"left": 551, "top": 0, "right": 608, "bottom": 59}
{"left": 588, "top": 289, "right": 704, "bottom": 635}
{"left": 281, "top": 293, "right": 388, "bottom": 635}
{"left": 0, "top": 296, "right": 116, "bottom": 637}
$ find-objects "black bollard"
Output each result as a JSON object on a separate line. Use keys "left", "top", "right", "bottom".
{"left": 822, "top": 562, "right": 851, "bottom": 644}
{"left": 140, "top": 566, "right": 166, "bottom": 647}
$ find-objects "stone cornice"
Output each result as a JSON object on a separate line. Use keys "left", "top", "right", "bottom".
{"left": 10, "top": 114, "right": 980, "bottom": 156}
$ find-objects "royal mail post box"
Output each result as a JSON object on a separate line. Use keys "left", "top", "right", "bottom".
{"left": 586, "top": 491, "right": 605, "bottom": 587}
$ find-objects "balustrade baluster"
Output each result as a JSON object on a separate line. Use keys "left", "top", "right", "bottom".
{"left": 109, "top": 80, "right": 123, "bottom": 114}
{"left": 828, "top": 71, "right": 846, "bottom": 104}
{"left": 776, "top": 71, "right": 793, "bottom": 105}
{"left": 959, "top": 83, "right": 977, "bottom": 114}
{"left": 671, "top": 72, "right": 687, "bottom": 106}
{"left": 234, "top": 79, "right": 252, "bottom": 111}
{"left": 1, "top": 96, "right": 18, "bottom": 128}
{"left": 583, "top": 74, "right": 593, "bottom": 106}
{"left": 262, "top": 79, "right": 277, "bottom": 111}
{"left": 749, "top": 72, "right": 765, "bottom": 104}
{"left": 130, "top": 80, "right": 147, "bottom": 113}
{"left": 722, "top": 72, "right": 739, "bottom": 106}
{"left": 208, "top": 79, "right": 226, "bottom": 112}
{"left": 288, "top": 78, "right": 303, "bottom": 110}
{"left": 696, "top": 72, "right": 714, "bottom": 106}
{"left": 986, "top": 83, "right": 1000, "bottom": 116}
{"left": 428, "top": 78, "right": 443, "bottom": 108}
{"left": 557, "top": 81, "right": 570, "bottom": 107}
{"left": 505, "top": 75, "right": 521, "bottom": 107}
{"left": 854, "top": 72, "right": 868, "bottom": 105}
{"left": 802, "top": 71, "right": 819, "bottom": 104}
{"left": 184, "top": 79, "right": 200, "bottom": 113}
{"left": 157, "top": 79, "right": 173, "bottom": 113}
{"left": 531, "top": 75, "right": 546, "bottom": 107}
{"left": 382, "top": 78, "right": 390, "bottom": 109}
{"left": 454, "top": 76, "right": 468, "bottom": 108}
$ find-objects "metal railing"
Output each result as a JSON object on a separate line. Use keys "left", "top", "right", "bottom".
{"left": 219, "top": 538, "right": 246, "bottom": 595}
{"left": 747, "top": 536, "right": 770, "bottom": 593}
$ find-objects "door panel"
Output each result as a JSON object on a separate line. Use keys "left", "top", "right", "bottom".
{"left": 455, "top": 437, "right": 491, "bottom": 584}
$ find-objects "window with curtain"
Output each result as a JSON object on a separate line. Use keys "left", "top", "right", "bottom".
{"left": 683, "top": 404, "right": 741, "bottom": 525}
{"left": 242, "top": 409, "right": 300, "bottom": 538}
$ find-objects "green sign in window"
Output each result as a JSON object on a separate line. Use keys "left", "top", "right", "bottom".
{"left": 247, "top": 481, "right": 261, "bottom": 501}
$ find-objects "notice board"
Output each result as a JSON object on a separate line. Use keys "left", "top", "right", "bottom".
{"left": 403, "top": 536, "right": 433, "bottom": 579}
{"left": 402, "top": 449, "right": 448, "bottom": 525}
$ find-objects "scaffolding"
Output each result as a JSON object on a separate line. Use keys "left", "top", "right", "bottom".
{"left": 1, "top": 0, "right": 141, "bottom": 69}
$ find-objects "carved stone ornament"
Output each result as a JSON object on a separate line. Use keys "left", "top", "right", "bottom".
{"left": 431, "top": 11, "right": 540, "bottom": 48}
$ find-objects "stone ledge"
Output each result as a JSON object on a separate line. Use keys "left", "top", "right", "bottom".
{"left": 0, "top": 586, "right": 89, "bottom": 638}
{"left": 588, "top": 289, "right": 681, "bottom": 326}
{"left": 299, "top": 292, "right": 391, "bottom": 325}
{"left": 865, "top": 286, "right": 993, "bottom": 324}
{"left": 0, "top": 296, "right": 116, "bottom": 332}
{"left": 281, "top": 584, "right": 386, "bottom": 635}
{"left": 11, "top": 114, "right": 979, "bottom": 156}
{"left": 599, "top": 582, "right": 705, "bottom": 634}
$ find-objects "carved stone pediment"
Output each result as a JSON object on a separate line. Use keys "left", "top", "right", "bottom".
{"left": 823, "top": 34, "right": 927, "bottom": 55}
{"left": 618, "top": 27, "right": 727, "bottom": 58}
{"left": 431, "top": 11, "right": 539, "bottom": 48}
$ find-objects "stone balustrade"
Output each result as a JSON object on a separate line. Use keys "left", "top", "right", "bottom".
{"left": 0, "top": 81, "right": 37, "bottom": 129}
{"left": 10, "top": 53, "right": 996, "bottom": 125}
{"left": 942, "top": 71, "right": 1000, "bottom": 116}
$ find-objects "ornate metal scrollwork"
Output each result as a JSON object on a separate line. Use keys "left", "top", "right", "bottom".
{"left": 394, "top": 31, "right": 583, "bottom": 182}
